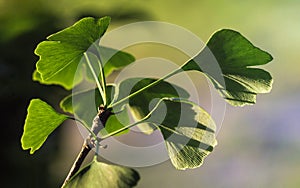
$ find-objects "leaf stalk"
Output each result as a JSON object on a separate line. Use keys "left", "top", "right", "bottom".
{"left": 84, "top": 52, "right": 107, "bottom": 106}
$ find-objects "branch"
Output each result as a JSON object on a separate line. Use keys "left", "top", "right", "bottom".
{"left": 61, "top": 140, "right": 91, "bottom": 187}
{"left": 61, "top": 105, "right": 112, "bottom": 187}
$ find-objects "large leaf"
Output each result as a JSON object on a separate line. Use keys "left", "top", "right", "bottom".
{"left": 60, "top": 86, "right": 129, "bottom": 135}
{"left": 182, "top": 29, "right": 273, "bottom": 106}
{"left": 65, "top": 159, "right": 140, "bottom": 188}
{"left": 21, "top": 99, "right": 68, "bottom": 154}
{"left": 34, "top": 16, "right": 110, "bottom": 89}
{"left": 144, "top": 98, "right": 217, "bottom": 170}
{"left": 116, "top": 78, "right": 189, "bottom": 134}
{"left": 33, "top": 16, "right": 135, "bottom": 89}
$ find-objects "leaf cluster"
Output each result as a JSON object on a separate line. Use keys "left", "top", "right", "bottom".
{"left": 21, "top": 16, "right": 273, "bottom": 187}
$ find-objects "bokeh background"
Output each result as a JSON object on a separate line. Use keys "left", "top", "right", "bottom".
{"left": 1, "top": 0, "right": 299, "bottom": 187}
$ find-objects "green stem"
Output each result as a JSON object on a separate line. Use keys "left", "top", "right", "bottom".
{"left": 84, "top": 52, "right": 106, "bottom": 106}
{"left": 100, "top": 119, "right": 142, "bottom": 140}
{"left": 98, "top": 57, "right": 107, "bottom": 107}
{"left": 94, "top": 139, "right": 100, "bottom": 160}
{"left": 108, "top": 67, "right": 183, "bottom": 109}
{"left": 93, "top": 45, "right": 107, "bottom": 107}
{"left": 62, "top": 108, "right": 109, "bottom": 187}
{"left": 71, "top": 117, "right": 98, "bottom": 140}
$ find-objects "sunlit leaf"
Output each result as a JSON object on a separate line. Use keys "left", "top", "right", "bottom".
{"left": 33, "top": 16, "right": 135, "bottom": 89}
{"left": 182, "top": 29, "right": 273, "bottom": 106}
{"left": 21, "top": 99, "right": 68, "bottom": 154}
{"left": 65, "top": 159, "right": 140, "bottom": 188}
{"left": 34, "top": 16, "right": 111, "bottom": 89}
{"left": 143, "top": 98, "right": 217, "bottom": 170}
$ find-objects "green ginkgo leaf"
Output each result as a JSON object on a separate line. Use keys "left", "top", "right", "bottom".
{"left": 34, "top": 17, "right": 110, "bottom": 89}
{"left": 142, "top": 98, "right": 217, "bottom": 170}
{"left": 182, "top": 29, "right": 273, "bottom": 106}
{"left": 116, "top": 78, "right": 189, "bottom": 134}
{"left": 34, "top": 16, "right": 135, "bottom": 89}
{"left": 65, "top": 159, "right": 140, "bottom": 188}
{"left": 21, "top": 99, "right": 68, "bottom": 154}
{"left": 101, "top": 46, "right": 136, "bottom": 76}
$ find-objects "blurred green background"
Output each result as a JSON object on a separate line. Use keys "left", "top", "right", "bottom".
{"left": 1, "top": 0, "right": 299, "bottom": 187}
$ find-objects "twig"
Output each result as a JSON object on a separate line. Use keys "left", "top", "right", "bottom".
{"left": 61, "top": 140, "right": 91, "bottom": 187}
{"left": 61, "top": 105, "right": 112, "bottom": 187}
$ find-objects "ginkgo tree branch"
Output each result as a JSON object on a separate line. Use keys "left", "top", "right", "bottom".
{"left": 62, "top": 139, "right": 92, "bottom": 187}
{"left": 62, "top": 105, "right": 113, "bottom": 187}
{"left": 22, "top": 16, "right": 273, "bottom": 187}
{"left": 63, "top": 98, "right": 168, "bottom": 186}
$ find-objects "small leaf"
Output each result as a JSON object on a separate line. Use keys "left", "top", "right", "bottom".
{"left": 116, "top": 78, "right": 189, "bottom": 134}
{"left": 144, "top": 98, "right": 217, "bottom": 170}
{"left": 101, "top": 46, "right": 135, "bottom": 76}
{"left": 34, "top": 17, "right": 111, "bottom": 89}
{"left": 182, "top": 29, "right": 273, "bottom": 106}
{"left": 65, "top": 159, "right": 140, "bottom": 188}
{"left": 60, "top": 86, "right": 129, "bottom": 135}
{"left": 21, "top": 99, "right": 68, "bottom": 154}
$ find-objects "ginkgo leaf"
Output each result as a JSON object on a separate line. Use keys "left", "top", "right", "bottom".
{"left": 116, "top": 78, "right": 189, "bottom": 134}
{"left": 101, "top": 46, "right": 136, "bottom": 77}
{"left": 182, "top": 29, "right": 273, "bottom": 106}
{"left": 34, "top": 16, "right": 135, "bottom": 89}
{"left": 65, "top": 159, "right": 140, "bottom": 188}
{"left": 21, "top": 99, "right": 68, "bottom": 154}
{"left": 60, "top": 86, "right": 129, "bottom": 135}
{"left": 142, "top": 98, "right": 217, "bottom": 170}
{"left": 34, "top": 17, "right": 110, "bottom": 89}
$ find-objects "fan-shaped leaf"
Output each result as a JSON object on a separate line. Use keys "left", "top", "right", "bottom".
{"left": 21, "top": 99, "right": 68, "bottom": 154}
{"left": 33, "top": 16, "right": 135, "bottom": 89}
{"left": 34, "top": 17, "right": 110, "bottom": 89}
{"left": 65, "top": 159, "right": 140, "bottom": 188}
{"left": 182, "top": 29, "right": 273, "bottom": 106}
{"left": 143, "top": 98, "right": 217, "bottom": 170}
{"left": 101, "top": 46, "right": 135, "bottom": 76}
